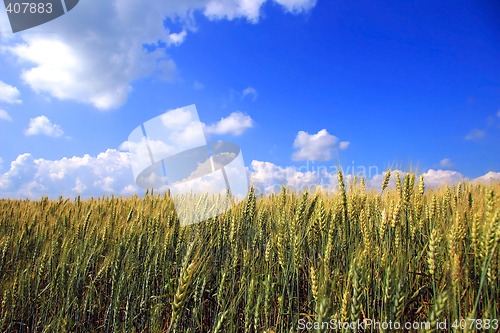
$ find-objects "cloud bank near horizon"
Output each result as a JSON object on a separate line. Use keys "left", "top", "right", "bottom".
{"left": 0, "top": 150, "right": 498, "bottom": 199}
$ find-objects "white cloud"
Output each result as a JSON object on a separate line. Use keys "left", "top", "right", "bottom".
{"left": 204, "top": 0, "right": 267, "bottom": 22}
{"left": 0, "top": 149, "right": 137, "bottom": 198}
{"left": 242, "top": 86, "right": 258, "bottom": 101}
{"left": 250, "top": 161, "right": 499, "bottom": 196}
{"left": 339, "top": 141, "right": 350, "bottom": 150}
{"left": 250, "top": 160, "right": 336, "bottom": 195}
{"left": 2, "top": 1, "right": 179, "bottom": 110}
{"left": 250, "top": 164, "right": 412, "bottom": 196}
{"left": 465, "top": 129, "right": 486, "bottom": 141}
{"left": 6, "top": 33, "right": 166, "bottom": 110}
{"left": 292, "top": 129, "right": 348, "bottom": 161}
{"left": 160, "top": 106, "right": 198, "bottom": 129}
{"left": 24, "top": 116, "right": 64, "bottom": 137}
{"left": 273, "top": 0, "right": 317, "bottom": 13}
{"left": 474, "top": 171, "right": 500, "bottom": 184}
{"left": 167, "top": 30, "right": 188, "bottom": 46}
{"left": 0, "top": 157, "right": 3, "bottom": 171}
{"left": 439, "top": 158, "right": 453, "bottom": 168}
{"left": 205, "top": 111, "right": 254, "bottom": 136}
{"left": 203, "top": 0, "right": 315, "bottom": 22}
{"left": 0, "top": 153, "right": 35, "bottom": 192}
{"left": 0, "top": 109, "right": 12, "bottom": 121}
{"left": 0, "top": 80, "right": 22, "bottom": 104}
{"left": 2, "top": 0, "right": 316, "bottom": 110}
{"left": 121, "top": 184, "right": 139, "bottom": 196}
{"left": 421, "top": 169, "right": 465, "bottom": 188}
{"left": 72, "top": 178, "right": 87, "bottom": 194}
{"left": 0, "top": 149, "right": 498, "bottom": 199}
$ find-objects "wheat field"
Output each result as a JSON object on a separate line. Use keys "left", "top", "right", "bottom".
{"left": 0, "top": 171, "right": 499, "bottom": 332}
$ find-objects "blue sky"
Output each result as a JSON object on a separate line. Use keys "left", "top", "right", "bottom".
{"left": 0, "top": 0, "right": 499, "bottom": 198}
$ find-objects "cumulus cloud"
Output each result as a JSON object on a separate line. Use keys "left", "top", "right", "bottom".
{"left": 465, "top": 128, "right": 486, "bottom": 141}
{"left": 292, "top": 129, "right": 348, "bottom": 161}
{"left": 203, "top": 0, "right": 316, "bottom": 21}
{"left": 0, "top": 149, "right": 138, "bottom": 198}
{"left": 249, "top": 160, "right": 337, "bottom": 195}
{"left": 273, "top": 0, "right": 317, "bottom": 13}
{"left": 420, "top": 169, "right": 465, "bottom": 188}
{"left": 242, "top": 86, "right": 258, "bottom": 101}
{"left": 0, "top": 109, "right": 12, "bottom": 121}
{"left": 0, "top": 80, "right": 22, "bottom": 104}
{"left": 249, "top": 164, "right": 439, "bottom": 196}
{"left": 250, "top": 162, "right": 498, "bottom": 196}
{"left": 5, "top": 31, "right": 170, "bottom": 110}
{"left": 166, "top": 30, "right": 188, "bottom": 46}
{"left": 474, "top": 171, "right": 500, "bottom": 184}
{"left": 0, "top": 150, "right": 498, "bottom": 199}
{"left": 205, "top": 111, "right": 254, "bottom": 136}
{"left": 204, "top": 0, "right": 267, "bottom": 22}
{"left": 0, "top": 153, "right": 325, "bottom": 199}
{"left": 439, "top": 158, "right": 453, "bottom": 168}
{"left": 2, "top": 1, "right": 182, "bottom": 110}
{"left": 339, "top": 141, "right": 350, "bottom": 150}
{"left": 2, "top": 0, "right": 316, "bottom": 110}
{"left": 24, "top": 116, "right": 64, "bottom": 137}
